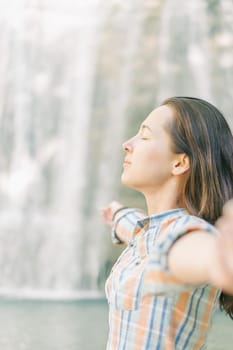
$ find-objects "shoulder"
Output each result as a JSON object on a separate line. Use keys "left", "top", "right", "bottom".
{"left": 158, "top": 214, "right": 218, "bottom": 247}
{"left": 171, "top": 214, "right": 217, "bottom": 233}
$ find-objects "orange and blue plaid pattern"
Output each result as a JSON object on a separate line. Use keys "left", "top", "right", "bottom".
{"left": 105, "top": 208, "right": 220, "bottom": 350}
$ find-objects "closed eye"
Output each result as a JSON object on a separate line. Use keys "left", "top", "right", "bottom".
{"left": 139, "top": 130, "right": 150, "bottom": 140}
{"left": 139, "top": 124, "right": 152, "bottom": 139}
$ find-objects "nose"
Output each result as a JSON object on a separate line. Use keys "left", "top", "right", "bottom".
{"left": 122, "top": 138, "right": 133, "bottom": 153}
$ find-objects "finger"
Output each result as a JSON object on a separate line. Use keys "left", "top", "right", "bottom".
{"left": 109, "top": 201, "right": 123, "bottom": 211}
{"left": 99, "top": 208, "right": 112, "bottom": 222}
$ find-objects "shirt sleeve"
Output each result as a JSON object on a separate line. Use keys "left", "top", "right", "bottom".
{"left": 142, "top": 215, "right": 219, "bottom": 295}
{"left": 111, "top": 208, "right": 146, "bottom": 245}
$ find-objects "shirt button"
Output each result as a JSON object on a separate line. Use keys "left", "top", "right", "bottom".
{"left": 135, "top": 258, "right": 141, "bottom": 265}
{"left": 129, "top": 240, "right": 135, "bottom": 247}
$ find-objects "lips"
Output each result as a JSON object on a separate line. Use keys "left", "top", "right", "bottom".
{"left": 123, "top": 159, "right": 131, "bottom": 167}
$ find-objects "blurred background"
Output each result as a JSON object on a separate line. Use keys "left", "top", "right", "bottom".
{"left": 0, "top": 0, "right": 232, "bottom": 349}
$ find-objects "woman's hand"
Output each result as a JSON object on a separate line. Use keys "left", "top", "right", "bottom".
{"left": 100, "top": 201, "right": 124, "bottom": 225}
{"left": 213, "top": 200, "right": 233, "bottom": 294}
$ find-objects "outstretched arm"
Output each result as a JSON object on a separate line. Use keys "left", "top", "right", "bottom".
{"left": 100, "top": 201, "right": 146, "bottom": 244}
{"left": 168, "top": 200, "right": 233, "bottom": 294}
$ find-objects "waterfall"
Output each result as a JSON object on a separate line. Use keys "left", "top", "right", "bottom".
{"left": 0, "top": 0, "right": 107, "bottom": 298}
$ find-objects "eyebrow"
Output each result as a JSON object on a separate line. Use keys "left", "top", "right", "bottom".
{"left": 141, "top": 124, "right": 153, "bottom": 132}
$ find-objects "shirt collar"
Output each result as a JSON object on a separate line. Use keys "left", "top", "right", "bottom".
{"left": 133, "top": 208, "right": 187, "bottom": 236}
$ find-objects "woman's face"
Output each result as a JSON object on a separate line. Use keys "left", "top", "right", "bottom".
{"left": 121, "top": 105, "right": 177, "bottom": 193}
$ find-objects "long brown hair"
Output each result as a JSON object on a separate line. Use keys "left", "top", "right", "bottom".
{"left": 162, "top": 96, "right": 233, "bottom": 319}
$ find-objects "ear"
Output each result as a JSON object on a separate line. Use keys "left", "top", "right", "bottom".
{"left": 172, "top": 154, "right": 190, "bottom": 176}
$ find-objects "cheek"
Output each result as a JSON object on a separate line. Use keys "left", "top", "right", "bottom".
{"left": 138, "top": 145, "right": 173, "bottom": 175}
{"left": 138, "top": 146, "right": 166, "bottom": 165}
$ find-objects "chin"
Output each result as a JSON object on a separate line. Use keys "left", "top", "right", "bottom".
{"left": 121, "top": 174, "right": 132, "bottom": 186}
{"left": 121, "top": 174, "right": 140, "bottom": 190}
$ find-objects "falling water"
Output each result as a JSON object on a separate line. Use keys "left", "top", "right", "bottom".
{"left": 0, "top": 0, "right": 107, "bottom": 298}
{"left": 0, "top": 0, "right": 232, "bottom": 299}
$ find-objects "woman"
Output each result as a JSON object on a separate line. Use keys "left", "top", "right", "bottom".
{"left": 101, "top": 97, "right": 233, "bottom": 350}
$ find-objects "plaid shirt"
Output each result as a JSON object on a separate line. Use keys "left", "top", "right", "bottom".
{"left": 105, "top": 208, "right": 220, "bottom": 350}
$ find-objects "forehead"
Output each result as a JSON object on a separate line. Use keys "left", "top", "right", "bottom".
{"left": 144, "top": 105, "right": 174, "bottom": 128}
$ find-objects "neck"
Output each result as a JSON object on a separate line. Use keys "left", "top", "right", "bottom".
{"left": 143, "top": 180, "right": 183, "bottom": 216}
